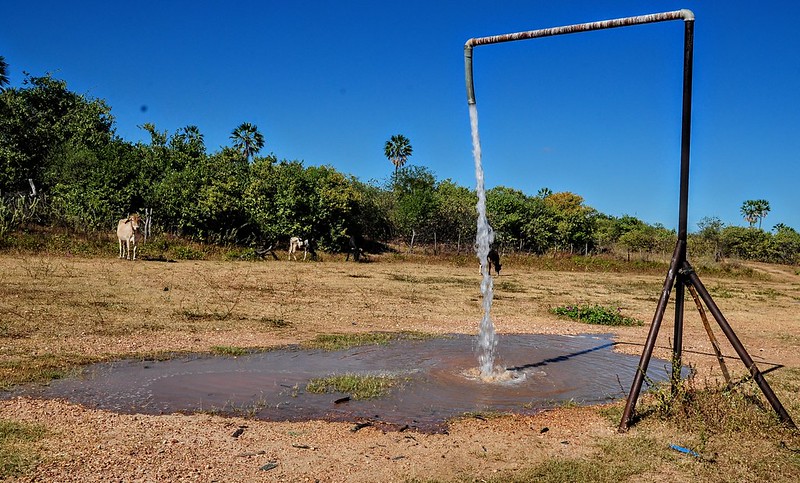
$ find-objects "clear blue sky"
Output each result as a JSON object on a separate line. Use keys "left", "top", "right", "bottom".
{"left": 3, "top": 1, "right": 799, "bottom": 231}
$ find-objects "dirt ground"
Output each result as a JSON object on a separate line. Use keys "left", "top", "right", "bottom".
{"left": 1, "top": 253, "right": 799, "bottom": 481}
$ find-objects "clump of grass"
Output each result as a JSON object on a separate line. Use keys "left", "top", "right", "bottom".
{"left": 302, "top": 331, "right": 434, "bottom": 351}
{"left": 210, "top": 346, "right": 248, "bottom": 356}
{"left": 306, "top": 373, "right": 403, "bottom": 399}
{"left": 0, "top": 420, "right": 46, "bottom": 478}
{"left": 644, "top": 375, "right": 793, "bottom": 436}
{"left": 550, "top": 304, "right": 642, "bottom": 326}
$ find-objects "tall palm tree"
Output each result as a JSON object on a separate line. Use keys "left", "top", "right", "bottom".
{"left": 740, "top": 199, "right": 770, "bottom": 229}
{"left": 384, "top": 134, "right": 413, "bottom": 174}
{"left": 230, "top": 122, "right": 265, "bottom": 161}
{"left": 0, "top": 56, "right": 9, "bottom": 90}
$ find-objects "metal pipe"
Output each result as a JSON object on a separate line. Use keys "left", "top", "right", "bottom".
{"left": 465, "top": 9, "right": 694, "bottom": 105}
{"left": 619, "top": 239, "right": 684, "bottom": 431}
{"left": 683, "top": 263, "right": 796, "bottom": 428}
{"left": 672, "top": 275, "right": 685, "bottom": 393}
{"left": 677, "top": 19, "right": 695, "bottom": 242}
{"left": 686, "top": 283, "right": 732, "bottom": 388}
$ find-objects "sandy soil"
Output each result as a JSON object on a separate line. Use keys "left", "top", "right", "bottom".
{"left": 1, "top": 253, "right": 799, "bottom": 481}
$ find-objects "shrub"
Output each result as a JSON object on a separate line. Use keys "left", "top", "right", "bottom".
{"left": 550, "top": 304, "right": 642, "bottom": 326}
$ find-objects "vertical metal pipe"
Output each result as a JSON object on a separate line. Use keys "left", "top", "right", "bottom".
{"left": 619, "top": 239, "right": 684, "bottom": 431}
{"left": 672, "top": 275, "right": 685, "bottom": 392}
{"left": 683, "top": 263, "right": 796, "bottom": 428}
{"left": 677, "top": 20, "right": 694, "bottom": 242}
{"left": 465, "top": 45, "right": 476, "bottom": 105}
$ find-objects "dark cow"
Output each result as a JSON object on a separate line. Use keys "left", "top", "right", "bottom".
{"left": 487, "top": 248, "right": 501, "bottom": 275}
{"left": 346, "top": 235, "right": 362, "bottom": 262}
{"left": 479, "top": 248, "right": 501, "bottom": 276}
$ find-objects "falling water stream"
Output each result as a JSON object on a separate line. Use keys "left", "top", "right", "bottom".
{"left": 470, "top": 103, "right": 499, "bottom": 378}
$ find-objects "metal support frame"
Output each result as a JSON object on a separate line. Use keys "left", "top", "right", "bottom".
{"left": 464, "top": 9, "right": 796, "bottom": 431}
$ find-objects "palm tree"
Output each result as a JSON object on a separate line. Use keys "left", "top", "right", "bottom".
{"left": 0, "top": 56, "right": 9, "bottom": 90}
{"left": 740, "top": 199, "right": 770, "bottom": 229}
{"left": 230, "top": 122, "right": 265, "bottom": 161}
{"left": 384, "top": 134, "right": 413, "bottom": 174}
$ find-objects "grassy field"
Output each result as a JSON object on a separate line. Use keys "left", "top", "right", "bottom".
{"left": 0, "top": 246, "right": 798, "bottom": 481}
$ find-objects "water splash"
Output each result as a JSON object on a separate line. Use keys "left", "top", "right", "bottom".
{"left": 469, "top": 103, "right": 498, "bottom": 378}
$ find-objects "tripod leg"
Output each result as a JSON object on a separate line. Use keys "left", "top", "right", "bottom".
{"left": 686, "top": 283, "right": 732, "bottom": 388}
{"left": 619, "top": 240, "right": 684, "bottom": 431}
{"left": 683, "top": 263, "right": 796, "bottom": 428}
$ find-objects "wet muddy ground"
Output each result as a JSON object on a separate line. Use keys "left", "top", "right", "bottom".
{"left": 10, "top": 334, "right": 676, "bottom": 432}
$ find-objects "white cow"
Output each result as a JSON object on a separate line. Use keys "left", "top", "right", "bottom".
{"left": 117, "top": 213, "right": 142, "bottom": 260}
{"left": 288, "top": 236, "right": 309, "bottom": 261}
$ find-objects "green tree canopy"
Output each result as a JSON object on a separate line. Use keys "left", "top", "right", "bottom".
{"left": 740, "top": 199, "right": 770, "bottom": 228}
{"left": 384, "top": 134, "right": 412, "bottom": 174}
{"left": 0, "top": 73, "right": 114, "bottom": 193}
{"left": 230, "top": 122, "right": 265, "bottom": 162}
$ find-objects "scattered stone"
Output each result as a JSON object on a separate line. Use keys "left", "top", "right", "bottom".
{"left": 351, "top": 422, "right": 372, "bottom": 432}
{"left": 292, "top": 443, "right": 315, "bottom": 450}
{"left": 259, "top": 461, "right": 278, "bottom": 471}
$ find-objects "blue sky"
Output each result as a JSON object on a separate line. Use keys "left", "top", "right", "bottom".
{"left": 3, "top": 1, "right": 799, "bottom": 231}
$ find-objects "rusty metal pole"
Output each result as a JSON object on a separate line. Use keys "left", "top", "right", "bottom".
{"left": 683, "top": 263, "right": 796, "bottom": 428}
{"left": 619, "top": 15, "right": 695, "bottom": 432}
{"left": 669, "top": 17, "right": 694, "bottom": 397}
{"left": 672, "top": 274, "right": 685, "bottom": 392}
{"left": 686, "top": 283, "right": 732, "bottom": 387}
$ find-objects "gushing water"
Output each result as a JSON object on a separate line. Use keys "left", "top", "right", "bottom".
{"left": 470, "top": 103, "right": 498, "bottom": 378}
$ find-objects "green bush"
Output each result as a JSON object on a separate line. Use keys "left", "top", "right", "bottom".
{"left": 550, "top": 304, "right": 642, "bottom": 326}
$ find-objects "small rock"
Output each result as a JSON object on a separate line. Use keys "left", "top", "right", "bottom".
{"left": 351, "top": 422, "right": 372, "bottom": 432}
{"left": 259, "top": 462, "right": 278, "bottom": 471}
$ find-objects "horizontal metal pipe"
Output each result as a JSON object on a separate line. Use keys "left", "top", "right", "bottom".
{"left": 465, "top": 9, "right": 694, "bottom": 105}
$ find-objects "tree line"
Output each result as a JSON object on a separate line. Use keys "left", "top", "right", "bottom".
{"left": 1, "top": 72, "right": 798, "bottom": 264}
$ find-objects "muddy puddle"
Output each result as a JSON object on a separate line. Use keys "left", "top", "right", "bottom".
{"left": 8, "top": 334, "right": 679, "bottom": 432}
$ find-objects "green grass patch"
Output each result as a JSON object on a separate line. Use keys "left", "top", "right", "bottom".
{"left": 0, "top": 420, "right": 46, "bottom": 478}
{"left": 302, "top": 331, "right": 434, "bottom": 351}
{"left": 0, "top": 352, "right": 103, "bottom": 390}
{"left": 306, "top": 373, "right": 403, "bottom": 399}
{"left": 550, "top": 304, "right": 642, "bottom": 326}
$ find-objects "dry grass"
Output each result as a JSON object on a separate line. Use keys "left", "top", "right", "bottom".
{"left": 0, "top": 251, "right": 799, "bottom": 481}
